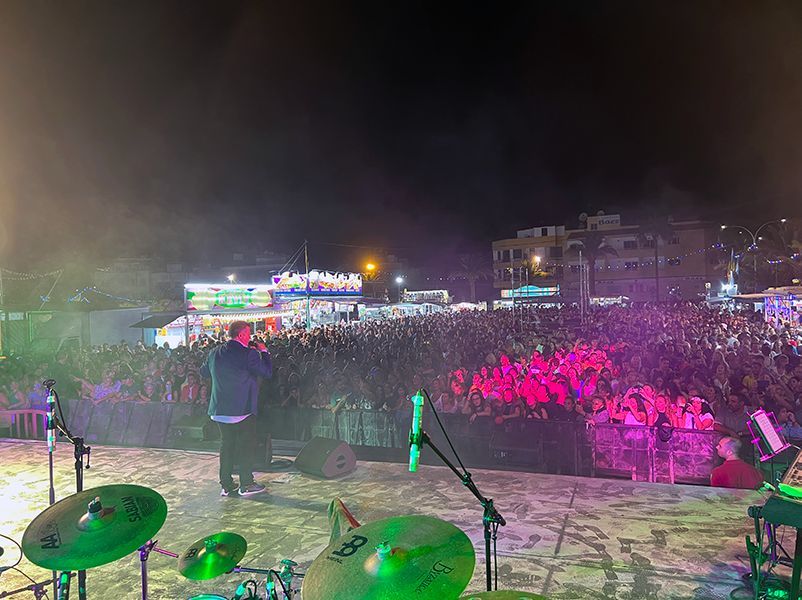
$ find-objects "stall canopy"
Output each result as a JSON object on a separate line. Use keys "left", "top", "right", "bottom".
{"left": 130, "top": 312, "right": 183, "bottom": 329}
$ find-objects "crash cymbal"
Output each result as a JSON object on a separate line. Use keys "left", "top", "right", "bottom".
{"left": 460, "top": 592, "right": 549, "bottom": 599}
{"left": 178, "top": 532, "right": 247, "bottom": 581}
{"left": 302, "top": 514, "right": 475, "bottom": 600}
{"left": 22, "top": 484, "right": 167, "bottom": 571}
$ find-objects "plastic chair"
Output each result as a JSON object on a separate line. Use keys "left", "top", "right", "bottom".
{"left": 0, "top": 409, "right": 48, "bottom": 439}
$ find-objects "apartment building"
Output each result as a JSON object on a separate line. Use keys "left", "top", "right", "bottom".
{"left": 492, "top": 213, "right": 719, "bottom": 302}
{"left": 491, "top": 225, "right": 568, "bottom": 292}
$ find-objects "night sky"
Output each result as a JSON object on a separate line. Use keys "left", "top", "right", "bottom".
{"left": 0, "top": 2, "right": 800, "bottom": 271}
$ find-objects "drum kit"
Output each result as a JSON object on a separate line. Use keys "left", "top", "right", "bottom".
{"left": 9, "top": 483, "right": 546, "bottom": 599}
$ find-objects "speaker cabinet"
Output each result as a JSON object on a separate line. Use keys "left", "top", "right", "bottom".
{"left": 295, "top": 437, "right": 357, "bottom": 478}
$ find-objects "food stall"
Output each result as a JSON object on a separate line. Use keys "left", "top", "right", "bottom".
{"left": 271, "top": 270, "right": 363, "bottom": 328}
{"left": 761, "top": 286, "right": 802, "bottom": 333}
{"left": 176, "top": 283, "right": 292, "bottom": 346}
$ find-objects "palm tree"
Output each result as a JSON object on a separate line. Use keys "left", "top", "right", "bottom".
{"left": 637, "top": 216, "right": 675, "bottom": 303}
{"left": 565, "top": 230, "right": 618, "bottom": 297}
{"left": 448, "top": 253, "right": 492, "bottom": 303}
{"left": 753, "top": 226, "right": 802, "bottom": 287}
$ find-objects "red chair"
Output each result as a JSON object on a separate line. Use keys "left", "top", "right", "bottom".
{"left": 0, "top": 409, "right": 48, "bottom": 439}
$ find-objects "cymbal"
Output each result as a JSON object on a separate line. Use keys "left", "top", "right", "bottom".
{"left": 302, "top": 514, "right": 475, "bottom": 600}
{"left": 22, "top": 484, "right": 167, "bottom": 571}
{"left": 460, "top": 593, "right": 549, "bottom": 599}
{"left": 178, "top": 532, "right": 247, "bottom": 581}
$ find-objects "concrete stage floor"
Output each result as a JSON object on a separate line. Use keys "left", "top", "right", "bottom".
{"left": 0, "top": 439, "right": 772, "bottom": 599}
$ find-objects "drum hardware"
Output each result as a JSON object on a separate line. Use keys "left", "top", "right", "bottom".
{"left": 138, "top": 540, "right": 179, "bottom": 600}
{"left": 0, "top": 573, "right": 73, "bottom": 600}
{"left": 22, "top": 484, "right": 168, "bottom": 600}
{"left": 459, "top": 592, "right": 549, "bottom": 599}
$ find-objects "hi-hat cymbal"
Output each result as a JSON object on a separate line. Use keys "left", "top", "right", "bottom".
{"left": 22, "top": 484, "right": 167, "bottom": 571}
{"left": 461, "top": 592, "right": 549, "bottom": 599}
{"left": 178, "top": 532, "right": 247, "bottom": 581}
{"left": 302, "top": 514, "right": 475, "bottom": 600}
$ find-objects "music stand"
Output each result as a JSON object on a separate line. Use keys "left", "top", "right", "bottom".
{"left": 748, "top": 409, "right": 791, "bottom": 462}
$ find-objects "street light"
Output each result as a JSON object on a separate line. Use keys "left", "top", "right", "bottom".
{"left": 365, "top": 263, "right": 376, "bottom": 272}
{"left": 395, "top": 276, "right": 404, "bottom": 303}
{"left": 227, "top": 274, "right": 236, "bottom": 283}
{"left": 720, "top": 218, "right": 786, "bottom": 292}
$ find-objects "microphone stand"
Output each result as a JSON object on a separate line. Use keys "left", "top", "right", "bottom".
{"left": 411, "top": 390, "right": 506, "bottom": 592}
{"left": 44, "top": 381, "right": 91, "bottom": 600}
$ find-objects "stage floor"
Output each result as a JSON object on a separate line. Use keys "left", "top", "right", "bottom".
{"left": 0, "top": 439, "right": 769, "bottom": 599}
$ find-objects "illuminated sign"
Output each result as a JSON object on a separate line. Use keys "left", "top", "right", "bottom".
{"left": 501, "top": 285, "right": 560, "bottom": 298}
{"left": 185, "top": 285, "right": 273, "bottom": 312}
{"left": 402, "top": 289, "right": 450, "bottom": 303}
{"left": 272, "top": 271, "right": 362, "bottom": 296}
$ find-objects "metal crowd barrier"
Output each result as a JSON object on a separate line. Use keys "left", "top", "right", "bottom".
{"left": 1, "top": 402, "right": 734, "bottom": 484}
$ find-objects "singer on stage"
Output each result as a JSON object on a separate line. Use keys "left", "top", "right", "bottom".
{"left": 201, "top": 321, "right": 272, "bottom": 497}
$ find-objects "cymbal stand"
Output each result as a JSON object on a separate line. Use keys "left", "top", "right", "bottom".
{"left": 0, "top": 575, "right": 55, "bottom": 599}
{"left": 415, "top": 388, "right": 507, "bottom": 592}
{"left": 138, "top": 540, "right": 178, "bottom": 600}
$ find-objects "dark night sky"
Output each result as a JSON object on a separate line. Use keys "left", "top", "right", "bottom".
{"left": 0, "top": 1, "right": 800, "bottom": 271}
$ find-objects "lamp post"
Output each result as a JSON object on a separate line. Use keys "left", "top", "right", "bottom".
{"left": 227, "top": 273, "right": 236, "bottom": 283}
{"left": 365, "top": 263, "right": 377, "bottom": 299}
{"left": 395, "top": 276, "right": 404, "bottom": 303}
{"left": 721, "top": 218, "right": 786, "bottom": 292}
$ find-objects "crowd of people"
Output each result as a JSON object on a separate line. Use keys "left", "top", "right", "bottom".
{"left": 1, "top": 303, "right": 801, "bottom": 439}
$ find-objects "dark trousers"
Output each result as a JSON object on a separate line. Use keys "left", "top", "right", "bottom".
{"left": 217, "top": 415, "right": 257, "bottom": 488}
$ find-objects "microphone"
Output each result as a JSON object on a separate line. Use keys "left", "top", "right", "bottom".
{"left": 409, "top": 390, "right": 425, "bottom": 472}
{"left": 46, "top": 385, "right": 56, "bottom": 453}
{"left": 43, "top": 379, "right": 56, "bottom": 388}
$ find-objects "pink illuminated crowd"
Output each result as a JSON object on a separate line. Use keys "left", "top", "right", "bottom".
{"left": 2, "top": 303, "right": 802, "bottom": 439}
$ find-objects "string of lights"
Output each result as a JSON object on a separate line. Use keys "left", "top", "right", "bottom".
{"left": 0, "top": 267, "right": 63, "bottom": 281}
{"left": 513, "top": 242, "right": 800, "bottom": 272}
{"left": 68, "top": 286, "right": 149, "bottom": 304}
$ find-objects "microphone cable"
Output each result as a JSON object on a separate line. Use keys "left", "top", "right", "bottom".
{"left": 420, "top": 388, "right": 469, "bottom": 476}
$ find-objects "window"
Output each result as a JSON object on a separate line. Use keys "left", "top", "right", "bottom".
{"left": 549, "top": 246, "right": 563, "bottom": 258}
{"left": 541, "top": 227, "right": 549, "bottom": 237}
{"left": 590, "top": 223, "right": 598, "bottom": 231}
{"left": 501, "top": 250, "right": 510, "bottom": 262}
{"left": 512, "top": 249, "right": 523, "bottom": 259}
{"left": 642, "top": 239, "right": 655, "bottom": 249}
{"left": 668, "top": 235, "right": 679, "bottom": 245}
{"left": 623, "top": 240, "right": 637, "bottom": 250}
{"left": 624, "top": 261, "right": 639, "bottom": 270}
{"left": 667, "top": 258, "right": 682, "bottom": 266}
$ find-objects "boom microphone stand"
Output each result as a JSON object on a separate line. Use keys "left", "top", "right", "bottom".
{"left": 411, "top": 389, "right": 506, "bottom": 592}
{"left": 43, "top": 380, "right": 91, "bottom": 600}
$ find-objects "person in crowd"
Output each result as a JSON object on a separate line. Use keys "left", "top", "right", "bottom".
{"left": 714, "top": 392, "right": 750, "bottom": 437}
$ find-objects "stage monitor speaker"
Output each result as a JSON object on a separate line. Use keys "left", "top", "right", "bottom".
{"left": 295, "top": 437, "right": 356, "bottom": 479}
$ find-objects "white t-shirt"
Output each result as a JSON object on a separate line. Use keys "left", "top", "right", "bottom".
{"left": 211, "top": 414, "right": 250, "bottom": 424}
{"left": 681, "top": 411, "right": 714, "bottom": 430}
